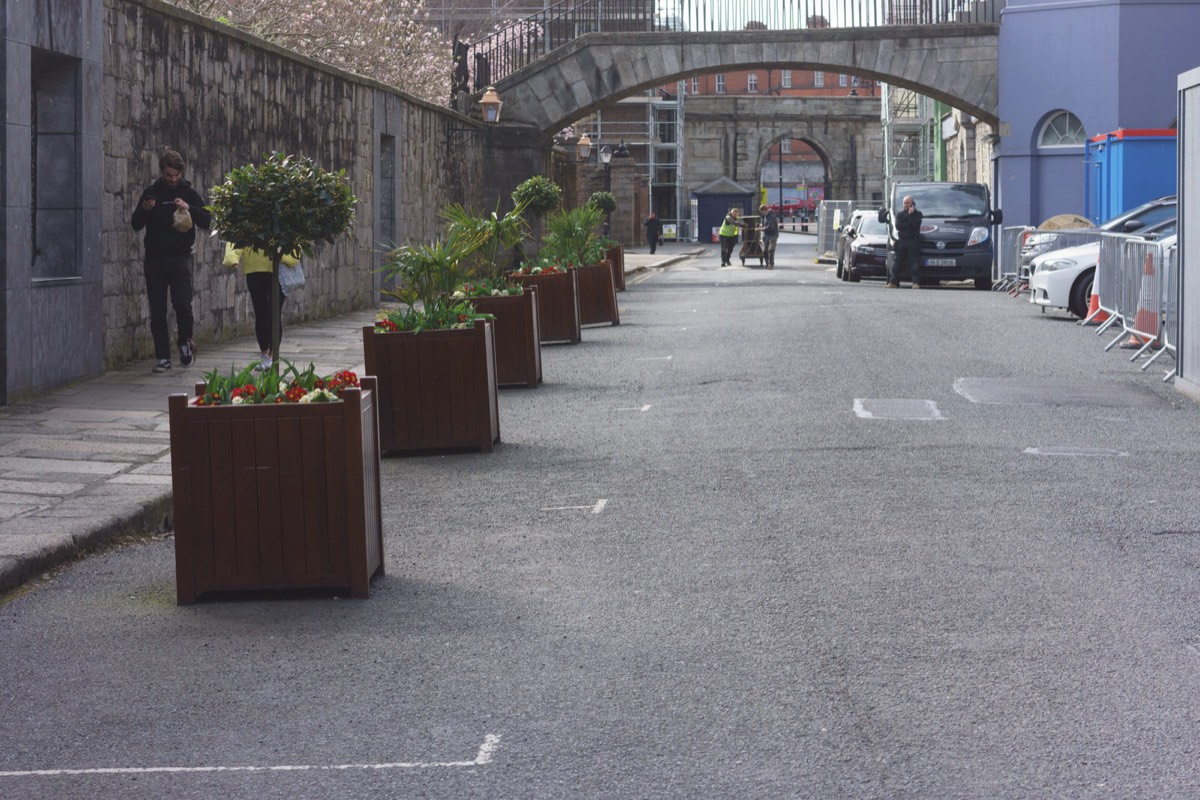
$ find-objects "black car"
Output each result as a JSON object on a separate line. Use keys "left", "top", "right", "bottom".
{"left": 839, "top": 213, "right": 890, "bottom": 282}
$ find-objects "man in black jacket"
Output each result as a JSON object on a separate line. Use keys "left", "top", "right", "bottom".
{"left": 886, "top": 195, "right": 923, "bottom": 289}
{"left": 131, "top": 149, "right": 211, "bottom": 372}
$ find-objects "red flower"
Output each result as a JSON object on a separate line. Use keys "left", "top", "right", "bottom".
{"left": 376, "top": 318, "right": 398, "bottom": 332}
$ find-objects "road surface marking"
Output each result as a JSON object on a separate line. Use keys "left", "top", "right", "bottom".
{"left": 1023, "top": 446, "right": 1128, "bottom": 457}
{"left": 0, "top": 735, "right": 501, "bottom": 778}
{"left": 636, "top": 355, "right": 673, "bottom": 362}
{"left": 541, "top": 499, "right": 608, "bottom": 514}
{"left": 853, "top": 399, "right": 945, "bottom": 420}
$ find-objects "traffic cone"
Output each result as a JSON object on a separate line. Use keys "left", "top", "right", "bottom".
{"left": 1121, "top": 252, "right": 1160, "bottom": 348}
{"left": 1082, "top": 285, "right": 1108, "bottom": 325}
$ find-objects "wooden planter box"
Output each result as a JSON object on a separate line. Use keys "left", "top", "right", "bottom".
{"left": 509, "top": 270, "right": 582, "bottom": 344}
{"left": 576, "top": 261, "right": 621, "bottom": 327}
{"left": 470, "top": 286, "right": 543, "bottom": 388}
{"left": 363, "top": 320, "right": 501, "bottom": 454}
{"left": 606, "top": 245, "right": 626, "bottom": 292}
{"left": 168, "top": 378, "right": 385, "bottom": 605}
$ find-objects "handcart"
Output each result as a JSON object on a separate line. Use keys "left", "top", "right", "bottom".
{"left": 739, "top": 215, "right": 764, "bottom": 267}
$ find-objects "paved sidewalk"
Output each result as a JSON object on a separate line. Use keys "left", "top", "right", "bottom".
{"left": 0, "top": 249, "right": 701, "bottom": 597}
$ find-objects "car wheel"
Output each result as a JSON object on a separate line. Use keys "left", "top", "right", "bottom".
{"left": 1068, "top": 269, "right": 1095, "bottom": 318}
{"left": 847, "top": 260, "right": 861, "bottom": 282}
{"left": 974, "top": 276, "right": 992, "bottom": 291}
{"left": 836, "top": 258, "right": 844, "bottom": 280}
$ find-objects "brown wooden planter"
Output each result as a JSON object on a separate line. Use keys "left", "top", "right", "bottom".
{"left": 168, "top": 377, "right": 385, "bottom": 605}
{"left": 575, "top": 261, "right": 621, "bottom": 327}
{"left": 470, "top": 287, "right": 542, "bottom": 388}
{"left": 606, "top": 244, "right": 626, "bottom": 291}
{"left": 363, "top": 320, "right": 501, "bottom": 454}
{"left": 508, "top": 270, "right": 582, "bottom": 344}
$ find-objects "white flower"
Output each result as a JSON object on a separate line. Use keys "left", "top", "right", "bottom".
{"left": 451, "top": 290, "right": 466, "bottom": 299}
{"left": 299, "top": 388, "right": 339, "bottom": 403}
{"left": 232, "top": 396, "right": 245, "bottom": 405}
{"left": 491, "top": 289, "right": 502, "bottom": 296}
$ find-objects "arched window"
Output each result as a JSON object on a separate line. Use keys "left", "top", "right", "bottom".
{"left": 1038, "top": 111, "right": 1086, "bottom": 147}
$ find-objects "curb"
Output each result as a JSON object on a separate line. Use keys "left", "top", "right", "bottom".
{"left": 0, "top": 493, "right": 172, "bottom": 597}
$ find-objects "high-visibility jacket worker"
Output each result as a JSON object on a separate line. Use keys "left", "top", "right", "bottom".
{"left": 718, "top": 208, "right": 741, "bottom": 266}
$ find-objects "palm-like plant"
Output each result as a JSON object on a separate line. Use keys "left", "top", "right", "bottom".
{"left": 377, "top": 227, "right": 491, "bottom": 332}
{"left": 540, "top": 204, "right": 607, "bottom": 267}
{"left": 441, "top": 200, "right": 530, "bottom": 284}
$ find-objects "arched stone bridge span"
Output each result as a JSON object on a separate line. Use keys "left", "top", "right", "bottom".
{"left": 492, "top": 26, "right": 998, "bottom": 134}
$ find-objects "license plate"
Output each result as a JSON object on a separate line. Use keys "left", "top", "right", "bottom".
{"left": 925, "top": 258, "right": 956, "bottom": 267}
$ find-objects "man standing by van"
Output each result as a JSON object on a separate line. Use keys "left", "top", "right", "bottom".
{"left": 886, "top": 195, "right": 923, "bottom": 288}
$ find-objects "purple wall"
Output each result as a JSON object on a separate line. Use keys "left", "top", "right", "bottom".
{"left": 997, "top": 0, "right": 1200, "bottom": 227}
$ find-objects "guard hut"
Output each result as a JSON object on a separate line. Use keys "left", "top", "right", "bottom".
{"left": 1085, "top": 129, "right": 1177, "bottom": 224}
{"left": 694, "top": 177, "right": 756, "bottom": 244}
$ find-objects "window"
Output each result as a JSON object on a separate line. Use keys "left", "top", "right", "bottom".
{"left": 813, "top": 71, "right": 824, "bottom": 87}
{"left": 839, "top": 74, "right": 848, "bottom": 87}
{"left": 716, "top": 74, "right": 725, "bottom": 94}
{"left": 691, "top": 76, "right": 700, "bottom": 95}
{"left": 747, "top": 73, "right": 758, "bottom": 93}
{"left": 781, "top": 70, "right": 792, "bottom": 88}
{"left": 1038, "top": 111, "right": 1086, "bottom": 147}
{"left": 781, "top": 139, "right": 792, "bottom": 154}
{"left": 32, "top": 50, "right": 81, "bottom": 280}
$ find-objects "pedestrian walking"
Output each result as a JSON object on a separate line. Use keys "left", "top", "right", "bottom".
{"left": 643, "top": 212, "right": 663, "bottom": 255}
{"left": 759, "top": 203, "right": 779, "bottom": 269}
{"left": 718, "top": 208, "right": 742, "bottom": 266}
{"left": 886, "top": 194, "right": 923, "bottom": 288}
{"left": 130, "top": 149, "right": 211, "bottom": 372}
{"left": 223, "top": 244, "right": 300, "bottom": 372}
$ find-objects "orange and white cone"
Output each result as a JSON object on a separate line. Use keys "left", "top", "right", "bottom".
{"left": 1122, "top": 253, "right": 1160, "bottom": 348}
{"left": 1082, "top": 284, "right": 1108, "bottom": 325}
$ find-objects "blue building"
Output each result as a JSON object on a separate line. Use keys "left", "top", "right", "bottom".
{"left": 996, "top": 0, "right": 1200, "bottom": 227}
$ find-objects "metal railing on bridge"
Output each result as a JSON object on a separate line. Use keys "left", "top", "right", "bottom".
{"left": 462, "top": 0, "right": 1004, "bottom": 91}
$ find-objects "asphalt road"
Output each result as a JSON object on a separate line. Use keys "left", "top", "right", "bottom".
{"left": 3, "top": 235, "right": 1200, "bottom": 799}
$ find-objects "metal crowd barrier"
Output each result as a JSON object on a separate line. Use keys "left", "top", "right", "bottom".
{"left": 1098, "top": 235, "right": 1173, "bottom": 375}
{"left": 1091, "top": 232, "right": 1132, "bottom": 332}
{"left": 816, "top": 200, "right": 863, "bottom": 262}
{"left": 1143, "top": 242, "right": 1178, "bottom": 380}
{"left": 995, "top": 226, "right": 1031, "bottom": 290}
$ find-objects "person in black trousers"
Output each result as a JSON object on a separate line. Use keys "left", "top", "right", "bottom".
{"left": 131, "top": 149, "right": 211, "bottom": 372}
{"left": 886, "top": 195, "right": 923, "bottom": 288}
{"left": 643, "top": 212, "right": 663, "bottom": 255}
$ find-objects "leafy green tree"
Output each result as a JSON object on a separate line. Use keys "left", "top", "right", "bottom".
{"left": 208, "top": 152, "right": 357, "bottom": 370}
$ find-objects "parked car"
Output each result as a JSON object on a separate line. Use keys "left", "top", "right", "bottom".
{"left": 834, "top": 209, "right": 871, "bottom": 277}
{"left": 1020, "top": 194, "right": 1177, "bottom": 270}
{"left": 837, "top": 211, "right": 888, "bottom": 282}
{"left": 1028, "top": 215, "right": 1176, "bottom": 318}
{"left": 769, "top": 199, "right": 808, "bottom": 216}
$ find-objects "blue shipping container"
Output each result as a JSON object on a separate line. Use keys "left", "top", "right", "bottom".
{"left": 1084, "top": 129, "right": 1177, "bottom": 224}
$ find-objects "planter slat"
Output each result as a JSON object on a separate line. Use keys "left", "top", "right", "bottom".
{"left": 169, "top": 378, "right": 385, "bottom": 604}
{"left": 576, "top": 262, "right": 620, "bottom": 327}
{"left": 470, "top": 288, "right": 542, "bottom": 388}
{"left": 606, "top": 245, "right": 626, "bottom": 292}
{"left": 363, "top": 321, "right": 501, "bottom": 454}
{"left": 509, "top": 270, "right": 582, "bottom": 344}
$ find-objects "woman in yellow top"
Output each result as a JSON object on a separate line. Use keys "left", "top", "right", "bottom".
{"left": 223, "top": 244, "right": 299, "bottom": 371}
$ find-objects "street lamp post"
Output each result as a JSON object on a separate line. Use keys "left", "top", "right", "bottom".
{"left": 599, "top": 145, "right": 613, "bottom": 236}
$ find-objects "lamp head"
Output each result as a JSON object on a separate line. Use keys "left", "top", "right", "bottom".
{"left": 577, "top": 133, "right": 592, "bottom": 161}
{"left": 479, "top": 86, "right": 503, "bottom": 124}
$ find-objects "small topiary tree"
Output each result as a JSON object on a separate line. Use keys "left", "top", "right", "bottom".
{"left": 209, "top": 152, "right": 357, "bottom": 372}
{"left": 587, "top": 191, "right": 617, "bottom": 216}
{"left": 512, "top": 175, "right": 562, "bottom": 251}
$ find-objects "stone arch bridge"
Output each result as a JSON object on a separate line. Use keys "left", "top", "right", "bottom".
{"left": 491, "top": 26, "right": 998, "bottom": 135}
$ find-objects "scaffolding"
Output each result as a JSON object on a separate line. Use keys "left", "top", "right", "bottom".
{"left": 576, "top": 83, "right": 689, "bottom": 241}
{"left": 880, "top": 83, "right": 935, "bottom": 199}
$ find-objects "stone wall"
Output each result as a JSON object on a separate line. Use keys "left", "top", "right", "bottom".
{"left": 102, "top": 0, "right": 485, "bottom": 369}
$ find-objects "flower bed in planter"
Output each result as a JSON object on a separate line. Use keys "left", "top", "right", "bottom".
{"left": 575, "top": 261, "right": 620, "bottom": 327}
{"left": 168, "top": 377, "right": 385, "bottom": 604}
{"left": 509, "top": 269, "right": 582, "bottom": 344}
{"left": 606, "top": 244, "right": 626, "bottom": 292}
{"left": 363, "top": 319, "right": 501, "bottom": 454}
{"left": 469, "top": 286, "right": 543, "bottom": 388}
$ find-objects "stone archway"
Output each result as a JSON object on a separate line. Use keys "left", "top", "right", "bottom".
{"left": 493, "top": 26, "right": 998, "bottom": 135}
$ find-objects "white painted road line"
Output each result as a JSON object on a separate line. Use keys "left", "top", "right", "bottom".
{"left": 0, "top": 735, "right": 501, "bottom": 778}
{"left": 616, "top": 405, "right": 652, "bottom": 412}
{"left": 636, "top": 355, "right": 673, "bottom": 362}
{"left": 853, "top": 399, "right": 946, "bottom": 420}
{"left": 1023, "top": 446, "right": 1129, "bottom": 457}
{"left": 541, "top": 500, "right": 609, "bottom": 514}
